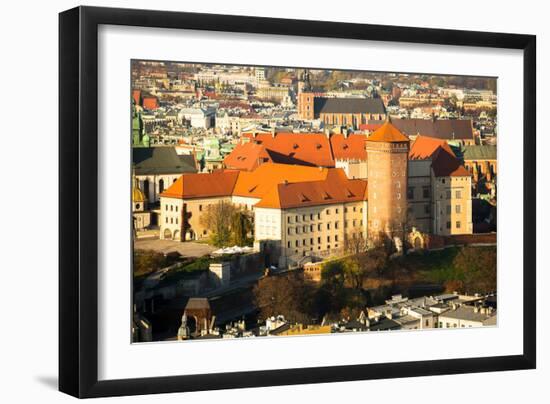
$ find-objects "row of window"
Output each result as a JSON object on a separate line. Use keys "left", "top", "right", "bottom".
{"left": 165, "top": 217, "right": 179, "bottom": 225}
{"left": 164, "top": 204, "right": 179, "bottom": 212}
{"left": 286, "top": 206, "right": 363, "bottom": 224}
{"left": 287, "top": 220, "right": 363, "bottom": 235}
{"left": 287, "top": 235, "right": 340, "bottom": 248}
{"left": 443, "top": 204, "right": 462, "bottom": 214}
{"left": 439, "top": 190, "right": 463, "bottom": 200}
{"left": 445, "top": 221, "right": 462, "bottom": 229}
{"left": 407, "top": 186, "right": 431, "bottom": 200}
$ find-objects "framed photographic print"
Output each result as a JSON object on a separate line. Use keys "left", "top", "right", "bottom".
{"left": 59, "top": 6, "right": 536, "bottom": 398}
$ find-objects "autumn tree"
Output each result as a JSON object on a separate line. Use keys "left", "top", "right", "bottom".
{"left": 452, "top": 246, "right": 496, "bottom": 294}
{"left": 344, "top": 247, "right": 389, "bottom": 290}
{"left": 253, "top": 273, "right": 315, "bottom": 324}
{"left": 200, "top": 201, "right": 253, "bottom": 247}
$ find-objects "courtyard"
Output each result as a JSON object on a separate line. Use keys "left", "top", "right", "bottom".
{"left": 134, "top": 238, "right": 217, "bottom": 258}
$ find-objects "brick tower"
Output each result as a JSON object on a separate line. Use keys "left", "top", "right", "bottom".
{"left": 366, "top": 120, "right": 410, "bottom": 242}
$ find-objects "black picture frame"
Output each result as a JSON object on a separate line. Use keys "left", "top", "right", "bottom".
{"left": 59, "top": 5, "right": 536, "bottom": 398}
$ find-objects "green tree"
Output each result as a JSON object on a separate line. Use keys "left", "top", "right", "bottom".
{"left": 230, "top": 210, "right": 253, "bottom": 246}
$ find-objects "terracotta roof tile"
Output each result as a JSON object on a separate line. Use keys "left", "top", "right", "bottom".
{"left": 431, "top": 148, "right": 470, "bottom": 177}
{"left": 409, "top": 135, "right": 455, "bottom": 160}
{"left": 241, "top": 132, "right": 334, "bottom": 167}
{"left": 366, "top": 121, "right": 410, "bottom": 143}
{"left": 330, "top": 133, "right": 368, "bottom": 160}
{"left": 255, "top": 168, "right": 367, "bottom": 209}
{"left": 232, "top": 163, "right": 329, "bottom": 199}
{"left": 223, "top": 142, "right": 272, "bottom": 171}
{"left": 160, "top": 170, "right": 240, "bottom": 199}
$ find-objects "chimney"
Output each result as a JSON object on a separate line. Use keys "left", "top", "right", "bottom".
{"left": 271, "top": 127, "right": 276, "bottom": 138}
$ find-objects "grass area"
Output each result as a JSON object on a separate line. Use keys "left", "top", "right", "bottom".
{"left": 158, "top": 253, "right": 241, "bottom": 286}
{"left": 391, "top": 245, "right": 496, "bottom": 292}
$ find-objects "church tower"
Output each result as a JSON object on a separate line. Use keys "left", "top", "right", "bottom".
{"left": 365, "top": 120, "right": 410, "bottom": 242}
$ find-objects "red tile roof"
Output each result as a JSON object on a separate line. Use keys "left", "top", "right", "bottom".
{"left": 329, "top": 133, "right": 368, "bottom": 160}
{"left": 232, "top": 163, "right": 329, "bottom": 200}
{"left": 366, "top": 121, "right": 410, "bottom": 143}
{"left": 223, "top": 142, "right": 272, "bottom": 171}
{"left": 159, "top": 170, "right": 240, "bottom": 199}
{"left": 241, "top": 132, "right": 335, "bottom": 167}
{"left": 255, "top": 168, "right": 367, "bottom": 209}
{"left": 431, "top": 148, "right": 470, "bottom": 177}
{"left": 409, "top": 135, "right": 456, "bottom": 160}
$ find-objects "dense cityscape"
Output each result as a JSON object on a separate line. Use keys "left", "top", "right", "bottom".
{"left": 131, "top": 60, "right": 497, "bottom": 342}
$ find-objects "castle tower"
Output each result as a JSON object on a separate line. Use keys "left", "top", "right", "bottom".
{"left": 365, "top": 120, "right": 410, "bottom": 242}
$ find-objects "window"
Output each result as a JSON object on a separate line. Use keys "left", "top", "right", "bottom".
{"left": 424, "top": 204, "right": 431, "bottom": 214}
{"left": 353, "top": 206, "right": 356, "bottom": 212}
{"left": 335, "top": 235, "right": 339, "bottom": 242}
{"left": 423, "top": 187, "right": 430, "bottom": 198}
{"left": 455, "top": 205, "right": 461, "bottom": 214}
{"left": 310, "top": 213, "right": 314, "bottom": 220}
{"left": 199, "top": 205, "right": 202, "bottom": 212}
{"left": 303, "top": 225, "right": 307, "bottom": 233}
{"left": 317, "top": 237, "right": 321, "bottom": 244}
{"left": 446, "top": 221, "right": 451, "bottom": 229}
{"left": 446, "top": 205, "right": 451, "bottom": 214}
{"left": 397, "top": 192, "right": 401, "bottom": 200}
{"left": 425, "top": 319, "right": 429, "bottom": 327}
{"left": 310, "top": 238, "right": 313, "bottom": 245}
{"left": 296, "top": 215, "right": 299, "bottom": 222}
{"left": 344, "top": 207, "right": 348, "bottom": 213}
{"left": 170, "top": 205, "right": 173, "bottom": 212}
{"left": 295, "top": 240, "right": 299, "bottom": 247}
{"left": 327, "top": 223, "right": 331, "bottom": 230}
{"left": 327, "top": 236, "right": 331, "bottom": 242}
{"left": 302, "top": 214, "right": 306, "bottom": 221}
{"left": 175, "top": 218, "right": 178, "bottom": 225}
{"left": 335, "top": 208, "right": 339, "bottom": 214}
{"left": 165, "top": 217, "right": 168, "bottom": 224}
{"left": 310, "top": 225, "right": 314, "bottom": 232}
{"left": 446, "top": 190, "right": 451, "bottom": 199}
{"left": 335, "top": 221, "right": 339, "bottom": 229}
{"left": 456, "top": 221, "right": 461, "bottom": 229}
{"left": 287, "top": 228, "right": 292, "bottom": 235}
{"left": 326, "top": 209, "right": 330, "bottom": 215}
{"left": 170, "top": 218, "right": 173, "bottom": 224}
{"left": 317, "top": 213, "right": 321, "bottom": 220}
{"left": 407, "top": 187, "right": 414, "bottom": 200}
{"left": 287, "top": 217, "right": 291, "bottom": 224}
{"left": 353, "top": 219, "right": 356, "bottom": 227}
{"left": 317, "top": 224, "right": 322, "bottom": 231}
{"left": 345, "top": 221, "right": 348, "bottom": 228}
{"left": 456, "top": 190, "right": 462, "bottom": 199}
{"left": 165, "top": 204, "right": 168, "bottom": 211}
{"left": 287, "top": 241, "right": 291, "bottom": 248}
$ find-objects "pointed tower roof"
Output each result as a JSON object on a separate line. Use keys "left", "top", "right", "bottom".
{"left": 366, "top": 120, "right": 409, "bottom": 143}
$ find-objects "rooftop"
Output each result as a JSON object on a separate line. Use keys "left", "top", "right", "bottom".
{"left": 314, "top": 97, "right": 386, "bottom": 115}
{"left": 366, "top": 121, "right": 410, "bottom": 143}
{"left": 132, "top": 147, "right": 197, "bottom": 175}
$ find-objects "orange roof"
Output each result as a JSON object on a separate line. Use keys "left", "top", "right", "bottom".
{"left": 409, "top": 135, "right": 456, "bottom": 160}
{"left": 160, "top": 170, "right": 240, "bottom": 199}
{"left": 329, "top": 133, "right": 368, "bottom": 160}
{"left": 255, "top": 168, "right": 367, "bottom": 209}
{"left": 366, "top": 121, "right": 409, "bottom": 143}
{"left": 223, "top": 142, "right": 272, "bottom": 171}
{"left": 241, "top": 132, "right": 334, "bottom": 167}
{"left": 232, "top": 163, "right": 329, "bottom": 200}
{"left": 431, "top": 148, "right": 470, "bottom": 177}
